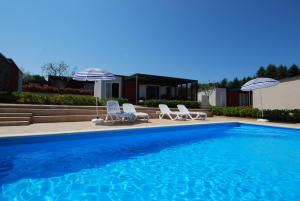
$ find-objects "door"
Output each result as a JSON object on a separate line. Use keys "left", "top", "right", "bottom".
{"left": 112, "top": 83, "right": 119, "bottom": 98}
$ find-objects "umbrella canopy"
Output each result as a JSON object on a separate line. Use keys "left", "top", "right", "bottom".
{"left": 73, "top": 68, "right": 115, "bottom": 81}
{"left": 241, "top": 78, "right": 279, "bottom": 91}
{"left": 241, "top": 77, "right": 279, "bottom": 120}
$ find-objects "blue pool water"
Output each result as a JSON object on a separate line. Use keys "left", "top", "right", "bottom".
{"left": 1, "top": 123, "right": 300, "bottom": 201}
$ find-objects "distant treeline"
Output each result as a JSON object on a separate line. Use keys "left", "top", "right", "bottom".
{"left": 199, "top": 64, "right": 300, "bottom": 90}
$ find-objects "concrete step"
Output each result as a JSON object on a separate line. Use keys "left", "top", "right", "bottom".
{"left": 0, "top": 121, "right": 30, "bottom": 126}
{"left": 0, "top": 103, "right": 106, "bottom": 110}
{"left": 0, "top": 117, "right": 32, "bottom": 122}
{"left": 33, "top": 115, "right": 98, "bottom": 123}
{"left": 33, "top": 113, "right": 158, "bottom": 123}
{"left": 0, "top": 113, "right": 32, "bottom": 117}
{"left": 0, "top": 108, "right": 160, "bottom": 117}
{"left": 0, "top": 108, "right": 102, "bottom": 116}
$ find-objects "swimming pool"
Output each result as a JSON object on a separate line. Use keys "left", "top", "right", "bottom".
{"left": 1, "top": 122, "right": 300, "bottom": 200}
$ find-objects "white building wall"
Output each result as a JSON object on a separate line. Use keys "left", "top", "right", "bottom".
{"left": 197, "top": 88, "right": 227, "bottom": 106}
{"left": 253, "top": 76, "right": 300, "bottom": 109}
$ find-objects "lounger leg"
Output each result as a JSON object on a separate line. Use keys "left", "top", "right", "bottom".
{"left": 168, "top": 114, "right": 174, "bottom": 120}
{"left": 160, "top": 113, "right": 166, "bottom": 119}
{"left": 110, "top": 114, "right": 115, "bottom": 123}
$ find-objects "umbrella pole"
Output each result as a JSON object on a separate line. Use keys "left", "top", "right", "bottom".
{"left": 259, "top": 89, "right": 264, "bottom": 118}
{"left": 96, "top": 96, "right": 99, "bottom": 119}
{"left": 95, "top": 81, "right": 99, "bottom": 119}
{"left": 248, "top": 91, "right": 250, "bottom": 107}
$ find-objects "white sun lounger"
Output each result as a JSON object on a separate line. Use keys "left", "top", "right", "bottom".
{"left": 123, "top": 103, "right": 149, "bottom": 122}
{"left": 177, "top": 104, "right": 207, "bottom": 120}
{"left": 158, "top": 104, "right": 187, "bottom": 120}
{"left": 105, "top": 100, "right": 136, "bottom": 123}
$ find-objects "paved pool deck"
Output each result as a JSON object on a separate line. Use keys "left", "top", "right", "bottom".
{"left": 0, "top": 116, "right": 300, "bottom": 138}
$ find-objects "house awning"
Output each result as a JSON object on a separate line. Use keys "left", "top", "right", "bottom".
{"left": 126, "top": 73, "right": 197, "bottom": 86}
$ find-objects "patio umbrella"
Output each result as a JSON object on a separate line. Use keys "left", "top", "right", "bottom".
{"left": 73, "top": 68, "right": 116, "bottom": 119}
{"left": 241, "top": 77, "right": 279, "bottom": 120}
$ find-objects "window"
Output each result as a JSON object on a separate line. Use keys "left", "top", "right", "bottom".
{"left": 105, "top": 82, "right": 112, "bottom": 98}
{"left": 166, "top": 87, "right": 171, "bottom": 97}
{"left": 239, "top": 93, "right": 249, "bottom": 106}
{"left": 146, "top": 86, "right": 159, "bottom": 99}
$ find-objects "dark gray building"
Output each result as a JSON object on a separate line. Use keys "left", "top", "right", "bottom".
{"left": 0, "top": 53, "right": 23, "bottom": 92}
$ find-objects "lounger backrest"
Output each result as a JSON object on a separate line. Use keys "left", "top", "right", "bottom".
{"left": 107, "top": 100, "right": 121, "bottom": 114}
{"left": 123, "top": 103, "right": 136, "bottom": 113}
{"left": 177, "top": 104, "right": 189, "bottom": 113}
{"left": 159, "top": 104, "right": 171, "bottom": 114}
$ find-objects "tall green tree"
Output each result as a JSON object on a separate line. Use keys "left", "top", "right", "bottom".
{"left": 230, "top": 77, "right": 242, "bottom": 89}
{"left": 276, "top": 65, "right": 288, "bottom": 80}
{"left": 287, "top": 64, "right": 299, "bottom": 77}
{"left": 241, "top": 77, "right": 249, "bottom": 85}
{"left": 256, "top": 66, "right": 266, "bottom": 77}
{"left": 218, "top": 78, "right": 228, "bottom": 88}
{"left": 265, "top": 64, "right": 277, "bottom": 78}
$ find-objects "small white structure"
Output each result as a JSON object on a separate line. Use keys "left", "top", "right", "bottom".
{"left": 94, "top": 76, "right": 123, "bottom": 99}
{"left": 197, "top": 88, "right": 227, "bottom": 108}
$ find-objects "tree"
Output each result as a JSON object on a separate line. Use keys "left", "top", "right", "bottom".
{"left": 42, "top": 61, "right": 74, "bottom": 79}
{"left": 198, "top": 83, "right": 216, "bottom": 97}
{"left": 230, "top": 77, "right": 242, "bottom": 89}
{"left": 265, "top": 64, "right": 277, "bottom": 78}
{"left": 256, "top": 66, "right": 266, "bottom": 77}
{"left": 276, "top": 65, "right": 288, "bottom": 80}
{"left": 217, "top": 78, "right": 228, "bottom": 88}
{"left": 241, "top": 77, "right": 248, "bottom": 85}
{"left": 287, "top": 64, "right": 299, "bottom": 77}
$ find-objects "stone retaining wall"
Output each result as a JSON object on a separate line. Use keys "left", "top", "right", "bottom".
{"left": 0, "top": 104, "right": 212, "bottom": 124}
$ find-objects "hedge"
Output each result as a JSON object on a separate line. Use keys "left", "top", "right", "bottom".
{"left": 22, "top": 84, "right": 93, "bottom": 95}
{"left": 211, "top": 106, "right": 300, "bottom": 123}
{"left": 0, "top": 92, "right": 128, "bottom": 106}
{"left": 144, "top": 99, "right": 201, "bottom": 109}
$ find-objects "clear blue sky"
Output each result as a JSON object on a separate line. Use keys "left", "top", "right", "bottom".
{"left": 1, "top": 0, "right": 299, "bottom": 82}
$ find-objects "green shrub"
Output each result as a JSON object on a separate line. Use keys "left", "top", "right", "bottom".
{"left": 0, "top": 92, "right": 18, "bottom": 103}
{"left": 0, "top": 92, "right": 128, "bottom": 106}
{"left": 144, "top": 99, "right": 201, "bottom": 109}
{"left": 263, "top": 109, "right": 300, "bottom": 123}
{"left": 18, "top": 92, "right": 51, "bottom": 104}
{"left": 210, "top": 106, "right": 300, "bottom": 122}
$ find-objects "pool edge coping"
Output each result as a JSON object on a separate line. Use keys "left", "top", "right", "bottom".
{"left": 1, "top": 120, "right": 300, "bottom": 138}
{"left": 0, "top": 121, "right": 238, "bottom": 138}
